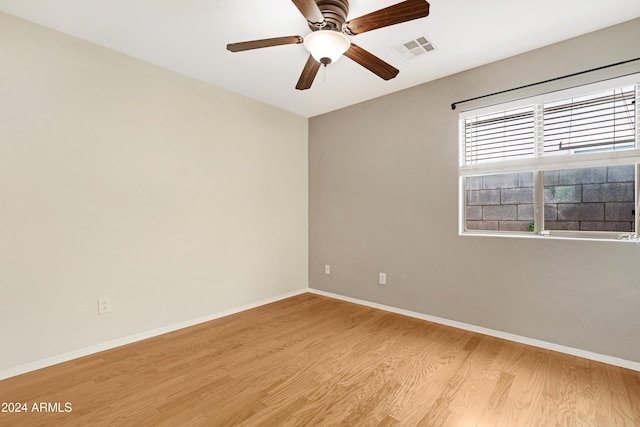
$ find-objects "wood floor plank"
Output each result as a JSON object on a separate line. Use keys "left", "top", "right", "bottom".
{"left": 446, "top": 343, "right": 504, "bottom": 425}
{"left": 477, "top": 371, "right": 515, "bottom": 425}
{"left": 593, "top": 359, "right": 615, "bottom": 418}
{"left": 1, "top": 293, "right": 639, "bottom": 426}
{"left": 575, "top": 364, "right": 596, "bottom": 426}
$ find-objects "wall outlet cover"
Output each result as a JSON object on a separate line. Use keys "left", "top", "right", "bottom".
{"left": 379, "top": 273, "right": 387, "bottom": 285}
{"left": 98, "top": 297, "right": 112, "bottom": 315}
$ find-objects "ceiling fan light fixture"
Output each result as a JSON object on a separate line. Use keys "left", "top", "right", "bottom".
{"left": 303, "top": 30, "right": 350, "bottom": 65}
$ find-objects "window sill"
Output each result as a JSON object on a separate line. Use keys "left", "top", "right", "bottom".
{"left": 460, "top": 230, "right": 640, "bottom": 243}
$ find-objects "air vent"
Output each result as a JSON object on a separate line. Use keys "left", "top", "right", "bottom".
{"left": 392, "top": 36, "right": 435, "bottom": 61}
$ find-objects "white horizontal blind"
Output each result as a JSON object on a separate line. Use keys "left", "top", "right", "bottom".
{"left": 463, "top": 106, "right": 535, "bottom": 165}
{"left": 543, "top": 86, "right": 636, "bottom": 154}
{"left": 460, "top": 81, "right": 639, "bottom": 175}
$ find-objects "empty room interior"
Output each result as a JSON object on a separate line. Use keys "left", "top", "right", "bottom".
{"left": 1, "top": 0, "right": 640, "bottom": 425}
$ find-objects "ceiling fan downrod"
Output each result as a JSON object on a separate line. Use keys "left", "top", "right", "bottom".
{"left": 308, "top": 0, "right": 350, "bottom": 32}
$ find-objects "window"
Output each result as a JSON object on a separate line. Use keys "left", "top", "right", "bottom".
{"left": 459, "top": 76, "right": 639, "bottom": 241}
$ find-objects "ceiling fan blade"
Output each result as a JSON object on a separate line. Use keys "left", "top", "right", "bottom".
{"left": 291, "top": 0, "right": 325, "bottom": 25}
{"left": 344, "top": 44, "right": 399, "bottom": 80}
{"left": 343, "top": 0, "right": 430, "bottom": 35}
{"left": 296, "top": 55, "right": 321, "bottom": 90}
{"left": 226, "top": 36, "right": 303, "bottom": 52}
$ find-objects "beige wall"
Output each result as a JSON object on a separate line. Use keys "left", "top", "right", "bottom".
{"left": 309, "top": 19, "right": 640, "bottom": 362}
{"left": 0, "top": 12, "right": 308, "bottom": 373}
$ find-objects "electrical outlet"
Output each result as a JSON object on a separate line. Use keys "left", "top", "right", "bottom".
{"left": 98, "top": 297, "right": 112, "bottom": 315}
{"left": 325, "top": 264, "right": 331, "bottom": 275}
{"left": 379, "top": 272, "right": 387, "bottom": 285}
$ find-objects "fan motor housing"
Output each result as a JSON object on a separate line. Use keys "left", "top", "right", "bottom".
{"left": 310, "top": 0, "right": 349, "bottom": 31}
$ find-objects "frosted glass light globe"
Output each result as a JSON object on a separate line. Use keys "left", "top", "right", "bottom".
{"left": 303, "top": 30, "right": 350, "bottom": 65}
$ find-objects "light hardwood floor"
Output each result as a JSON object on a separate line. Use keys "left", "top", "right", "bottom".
{"left": 1, "top": 293, "right": 639, "bottom": 426}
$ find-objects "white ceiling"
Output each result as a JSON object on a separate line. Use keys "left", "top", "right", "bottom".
{"left": 1, "top": 0, "right": 639, "bottom": 117}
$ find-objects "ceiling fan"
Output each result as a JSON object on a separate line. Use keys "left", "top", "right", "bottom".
{"left": 226, "top": 0, "right": 430, "bottom": 90}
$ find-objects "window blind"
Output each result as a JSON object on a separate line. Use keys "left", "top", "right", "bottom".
{"left": 461, "top": 83, "right": 639, "bottom": 174}
{"left": 543, "top": 86, "right": 636, "bottom": 154}
{"left": 463, "top": 106, "right": 535, "bottom": 165}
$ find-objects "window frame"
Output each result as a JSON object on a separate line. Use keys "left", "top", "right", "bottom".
{"left": 458, "top": 75, "right": 640, "bottom": 242}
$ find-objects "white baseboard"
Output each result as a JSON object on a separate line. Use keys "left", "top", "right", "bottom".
{"left": 0, "top": 288, "right": 308, "bottom": 381}
{"left": 3, "top": 286, "right": 638, "bottom": 380}
{"left": 309, "top": 288, "right": 640, "bottom": 372}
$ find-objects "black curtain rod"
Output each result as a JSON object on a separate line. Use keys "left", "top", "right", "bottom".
{"left": 450, "top": 57, "right": 640, "bottom": 110}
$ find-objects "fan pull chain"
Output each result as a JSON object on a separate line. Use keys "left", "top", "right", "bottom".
{"left": 323, "top": 64, "right": 327, "bottom": 82}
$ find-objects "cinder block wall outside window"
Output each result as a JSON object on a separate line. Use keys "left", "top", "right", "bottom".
{"left": 466, "top": 166, "right": 635, "bottom": 232}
